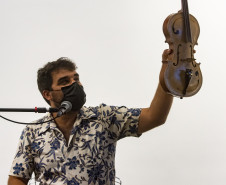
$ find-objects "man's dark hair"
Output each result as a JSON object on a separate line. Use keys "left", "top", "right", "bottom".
{"left": 37, "top": 57, "right": 77, "bottom": 105}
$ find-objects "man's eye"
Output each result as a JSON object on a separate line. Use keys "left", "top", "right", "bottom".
{"left": 59, "top": 79, "right": 70, "bottom": 85}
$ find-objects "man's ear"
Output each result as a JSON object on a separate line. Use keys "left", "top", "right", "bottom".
{"left": 42, "top": 90, "right": 52, "bottom": 101}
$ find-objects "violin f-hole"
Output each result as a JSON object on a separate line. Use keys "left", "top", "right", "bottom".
{"left": 173, "top": 44, "right": 182, "bottom": 66}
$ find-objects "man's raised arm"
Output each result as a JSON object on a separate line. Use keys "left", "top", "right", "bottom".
{"left": 138, "top": 49, "right": 174, "bottom": 134}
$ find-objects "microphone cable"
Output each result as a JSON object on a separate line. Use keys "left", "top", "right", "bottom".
{"left": 0, "top": 114, "right": 60, "bottom": 125}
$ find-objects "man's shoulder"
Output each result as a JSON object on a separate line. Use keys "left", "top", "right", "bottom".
{"left": 81, "top": 103, "right": 136, "bottom": 119}
{"left": 21, "top": 113, "right": 52, "bottom": 135}
{"left": 81, "top": 103, "right": 117, "bottom": 117}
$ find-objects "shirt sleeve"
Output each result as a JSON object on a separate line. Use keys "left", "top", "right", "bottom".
{"left": 98, "top": 104, "right": 142, "bottom": 140}
{"left": 9, "top": 126, "right": 34, "bottom": 179}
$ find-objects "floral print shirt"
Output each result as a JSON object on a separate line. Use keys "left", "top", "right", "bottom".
{"left": 9, "top": 104, "right": 141, "bottom": 185}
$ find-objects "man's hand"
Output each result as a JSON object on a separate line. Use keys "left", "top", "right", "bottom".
{"left": 162, "top": 49, "right": 173, "bottom": 62}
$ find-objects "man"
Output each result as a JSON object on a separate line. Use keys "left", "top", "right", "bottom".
{"left": 8, "top": 49, "right": 173, "bottom": 185}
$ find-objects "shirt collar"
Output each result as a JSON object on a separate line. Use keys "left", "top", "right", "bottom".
{"left": 38, "top": 113, "right": 57, "bottom": 136}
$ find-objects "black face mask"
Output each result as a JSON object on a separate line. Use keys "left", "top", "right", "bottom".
{"left": 61, "top": 82, "right": 86, "bottom": 111}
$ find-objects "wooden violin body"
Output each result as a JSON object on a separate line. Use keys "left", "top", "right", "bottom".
{"left": 160, "top": 0, "right": 202, "bottom": 98}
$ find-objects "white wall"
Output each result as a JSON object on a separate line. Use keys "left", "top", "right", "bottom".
{"left": 0, "top": 0, "right": 225, "bottom": 184}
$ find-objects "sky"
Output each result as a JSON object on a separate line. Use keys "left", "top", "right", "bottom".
{"left": 0, "top": 0, "right": 226, "bottom": 184}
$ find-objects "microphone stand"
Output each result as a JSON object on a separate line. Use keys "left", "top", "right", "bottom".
{"left": 0, "top": 107, "right": 59, "bottom": 113}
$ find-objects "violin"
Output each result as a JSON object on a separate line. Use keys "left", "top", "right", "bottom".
{"left": 160, "top": 0, "right": 203, "bottom": 98}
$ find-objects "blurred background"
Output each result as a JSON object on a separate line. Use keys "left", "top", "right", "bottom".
{"left": 0, "top": 0, "right": 226, "bottom": 184}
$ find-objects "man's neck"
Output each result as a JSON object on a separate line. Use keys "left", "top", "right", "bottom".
{"left": 53, "top": 111, "right": 78, "bottom": 127}
{"left": 52, "top": 111, "right": 78, "bottom": 144}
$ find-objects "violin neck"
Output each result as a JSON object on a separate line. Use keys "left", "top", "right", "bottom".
{"left": 181, "top": 0, "right": 192, "bottom": 43}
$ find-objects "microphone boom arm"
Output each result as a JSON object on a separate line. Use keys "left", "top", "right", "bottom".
{"left": 0, "top": 107, "right": 59, "bottom": 113}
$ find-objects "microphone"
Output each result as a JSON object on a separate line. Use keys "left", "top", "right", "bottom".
{"left": 57, "top": 101, "right": 72, "bottom": 117}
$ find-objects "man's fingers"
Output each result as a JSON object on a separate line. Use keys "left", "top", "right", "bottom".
{"left": 162, "top": 49, "right": 173, "bottom": 61}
